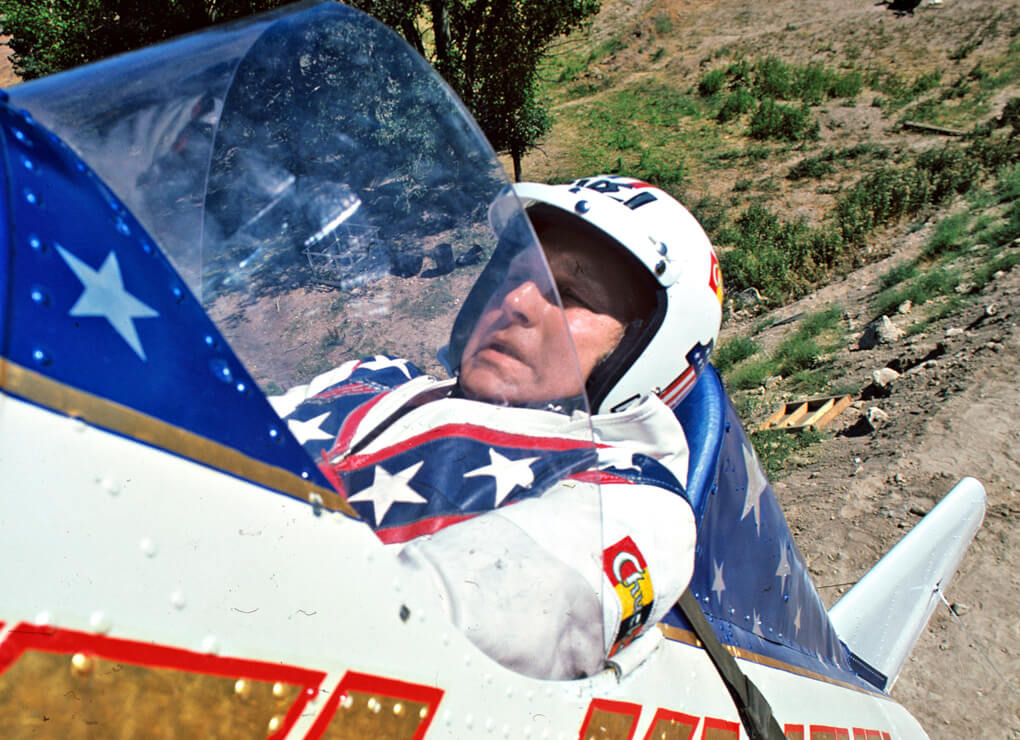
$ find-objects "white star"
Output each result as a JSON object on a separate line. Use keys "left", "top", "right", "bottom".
{"left": 464, "top": 449, "right": 539, "bottom": 505}
{"left": 794, "top": 605, "right": 802, "bottom": 635}
{"left": 358, "top": 355, "right": 413, "bottom": 379}
{"left": 775, "top": 543, "right": 791, "bottom": 594}
{"left": 752, "top": 609, "right": 764, "bottom": 638}
{"left": 347, "top": 460, "right": 426, "bottom": 526}
{"left": 58, "top": 246, "right": 159, "bottom": 360}
{"left": 711, "top": 560, "right": 726, "bottom": 600}
{"left": 287, "top": 411, "right": 333, "bottom": 445}
{"left": 740, "top": 441, "right": 768, "bottom": 535}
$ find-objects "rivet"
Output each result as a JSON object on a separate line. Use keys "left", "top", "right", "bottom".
{"left": 393, "top": 702, "right": 404, "bottom": 716}
{"left": 654, "top": 260, "right": 667, "bottom": 276}
{"left": 21, "top": 155, "right": 36, "bottom": 172}
{"left": 658, "top": 242, "right": 668, "bottom": 256}
{"left": 115, "top": 218, "right": 130, "bottom": 236}
{"left": 341, "top": 693, "right": 353, "bottom": 710}
{"left": 272, "top": 681, "right": 287, "bottom": 699}
{"left": 12, "top": 128, "right": 28, "bottom": 144}
{"left": 29, "top": 287, "right": 49, "bottom": 306}
{"left": 70, "top": 653, "right": 94, "bottom": 678}
{"left": 99, "top": 477, "right": 120, "bottom": 495}
{"left": 301, "top": 470, "right": 311, "bottom": 480}
{"left": 141, "top": 241, "right": 154, "bottom": 255}
{"left": 268, "top": 425, "right": 282, "bottom": 443}
{"left": 28, "top": 235, "right": 43, "bottom": 251}
{"left": 235, "top": 381, "right": 249, "bottom": 395}
{"left": 35, "top": 611, "right": 52, "bottom": 626}
{"left": 23, "top": 188, "right": 38, "bottom": 206}
{"left": 267, "top": 715, "right": 283, "bottom": 733}
{"left": 203, "top": 334, "right": 217, "bottom": 348}
{"left": 210, "top": 358, "right": 233, "bottom": 383}
{"left": 171, "top": 284, "right": 184, "bottom": 303}
{"left": 419, "top": 707, "right": 428, "bottom": 719}
{"left": 89, "top": 611, "right": 111, "bottom": 634}
{"left": 370, "top": 697, "right": 381, "bottom": 714}
{"left": 574, "top": 200, "right": 590, "bottom": 214}
{"left": 140, "top": 537, "right": 157, "bottom": 557}
{"left": 234, "top": 678, "right": 252, "bottom": 699}
{"left": 171, "top": 590, "right": 186, "bottom": 610}
{"left": 200, "top": 635, "right": 219, "bottom": 654}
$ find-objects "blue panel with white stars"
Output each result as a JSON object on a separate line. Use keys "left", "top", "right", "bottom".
{"left": 0, "top": 98, "right": 333, "bottom": 492}
{"left": 666, "top": 371, "right": 879, "bottom": 692}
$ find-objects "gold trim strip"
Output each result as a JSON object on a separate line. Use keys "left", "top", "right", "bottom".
{"left": 2, "top": 359, "right": 356, "bottom": 518}
{"left": 657, "top": 624, "right": 885, "bottom": 697}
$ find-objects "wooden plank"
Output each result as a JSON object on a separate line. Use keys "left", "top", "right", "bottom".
{"left": 902, "top": 120, "right": 966, "bottom": 137}
{"left": 777, "top": 402, "right": 809, "bottom": 428}
{"left": 800, "top": 398, "right": 835, "bottom": 428}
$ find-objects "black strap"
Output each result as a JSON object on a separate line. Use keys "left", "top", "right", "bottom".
{"left": 676, "top": 590, "right": 787, "bottom": 740}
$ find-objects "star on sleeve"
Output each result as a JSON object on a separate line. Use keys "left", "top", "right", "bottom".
{"left": 464, "top": 449, "right": 539, "bottom": 506}
{"left": 347, "top": 460, "right": 427, "bottom": 526}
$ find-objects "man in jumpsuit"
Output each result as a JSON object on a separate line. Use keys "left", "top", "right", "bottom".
{"left": 271, "top": 175, "right": 723, "bottom": 679}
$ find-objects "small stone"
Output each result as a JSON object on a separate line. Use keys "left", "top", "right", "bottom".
{"left": 897, "top": 300, "right": 913, "bottom": 315}
{"left": 764, "top": 375, "right": 783, "bottom": 389}
{"left": 866, "top": 406, "right": 890, "bottom": 427}
{"left": 946, "top": 327, "right": 965, "bottom": 337}
{"left": 872, "top": 367, "right": 901, "bottom": 387}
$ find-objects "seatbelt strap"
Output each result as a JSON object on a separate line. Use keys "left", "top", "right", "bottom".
{"left": 676, "top": 590, "right": 787, "bottom": 740}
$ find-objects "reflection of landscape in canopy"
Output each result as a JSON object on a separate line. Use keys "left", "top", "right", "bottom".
{"left": 199, "top": 4, "right": 507, "bottom": 390}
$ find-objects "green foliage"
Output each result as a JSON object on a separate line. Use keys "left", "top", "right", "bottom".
{"left": 716, "top": 88, "right": 756, "bottom": 123}
{"left": 749, "top": 99, "right": 819, "bottom": 142}
{"left": 353, "top": 0, "right": 601, "bottom": 180}
{"left": 750, "top": 428, "right": 825, "bottom": 478}
{"left": 773, "top": 305, "right": 844, "bottom": 377}
{"left": 879, "top": 261, "right": 919, "bottom": 289}
{"left": 724, "top": 357, "right": 773, "bottom": 391}
{"left": 713, "top": 336, "right": 760, "bottom": 373}
{"left": 0, "top": 0, "right": 286, "bottom": 79}
{"left": 717, "top": 203, "right": 844, "bottom": 302}
{"left": 787, "top": 155, "right": 837, "bottom": 181}
{"left": 923, "top": 212, "right": 972, "bottom": 260}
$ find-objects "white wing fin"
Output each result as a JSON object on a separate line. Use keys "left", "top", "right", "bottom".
{"left": 828, "top": 476, "right": 985, "bottom": 689}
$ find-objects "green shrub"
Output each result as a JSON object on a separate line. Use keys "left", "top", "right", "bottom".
{"left": 717, "top": 88, "right": 756, "bottom": 122}
{"left": 725, "top": 357, "right": 774, "bottom": 391}
{"left": 879, "top": 261, "right": 919, "bottom": 289}
{"left": 749, "top": 99, "right": 819, "bottom": 142}
{"left": 699, "top": 68, "right": 727, "bottom": 97}
{"left": 923, "top": 212, "right": 972, "bottom": 259}
{"left": 788, "top": 154, "right": 837, "bottom": 180}
{"left": 713, "top": 336, "right": 760, "bottom": 372}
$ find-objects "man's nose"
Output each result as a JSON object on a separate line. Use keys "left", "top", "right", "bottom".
{"left": 501, "top": 280, "right": 549, "bottom": 326}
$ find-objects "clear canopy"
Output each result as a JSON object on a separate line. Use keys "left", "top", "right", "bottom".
{"left": 9, "top": 0, "right": 606, "bottom": 678}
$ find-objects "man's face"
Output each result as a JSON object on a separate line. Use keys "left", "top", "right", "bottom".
{"left": 459, "top": 216, "right": 648, "bottom": 407}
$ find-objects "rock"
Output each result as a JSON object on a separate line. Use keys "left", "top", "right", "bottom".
{"left": 946, "top": 327, "right": 965, "bottom": 337}
{"left": 878, "top": 316, "right": 905, "bottom": 344}
{"left": 858, "top": 316, "right": 904, "bottom": 350}
{"left": 898, "top": 300, "right": 913, "bottom": 315}
{"left": 866, "top": 406, "right": 890, "bottom": 428}
{"left": 872, "top": 367, "right": 901, "bottom": 387}
{"left": 764, "top": 375, "right": 783, "bottom": 389}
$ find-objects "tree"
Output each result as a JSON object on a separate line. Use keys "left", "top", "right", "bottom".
{"left": 0, "top": 0, "right": 286, "bottom": 81}
{"left": 350, "top": 0, "right": 599, "bottom": 180}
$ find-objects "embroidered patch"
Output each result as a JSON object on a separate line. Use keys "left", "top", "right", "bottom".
{"left": 603, "top": 536, "right": 655, "bottom": 655}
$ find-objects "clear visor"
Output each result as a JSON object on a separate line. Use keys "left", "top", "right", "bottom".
{"left": 9, "top": 0, "right": 607, "bottom": 679}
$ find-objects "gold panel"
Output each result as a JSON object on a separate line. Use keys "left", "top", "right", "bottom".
{"left": 810, "top": 731, "right": 839, "bottom": 740}
{"left": 0, "top": 650, "right": 299, "bottom": 738}
{"left": 644, "top": 715, "right": 698, "bottom": 740}
{"left": 580, "top": 708, "right": 638, "bottom": 740}
{"left": 702, "top": 721, "right": 739, "bottom": 740}
{"left": 320, "top": 690, "right": 430, "bottom": 740}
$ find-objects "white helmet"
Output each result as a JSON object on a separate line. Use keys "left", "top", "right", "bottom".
{"left": 511, "top": 175, "right": 723, "bottom": 414}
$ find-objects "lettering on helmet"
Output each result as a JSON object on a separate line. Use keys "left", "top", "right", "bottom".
{"left": 709, "top": 250, "right": 724, "bottom": 304}
{"left": 603, "top": 536, "right": 655, "bottom": 655}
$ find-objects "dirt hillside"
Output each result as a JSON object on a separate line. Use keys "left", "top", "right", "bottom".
{"left": 520, "top": 0, "right": 1019, "bottom": 736}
